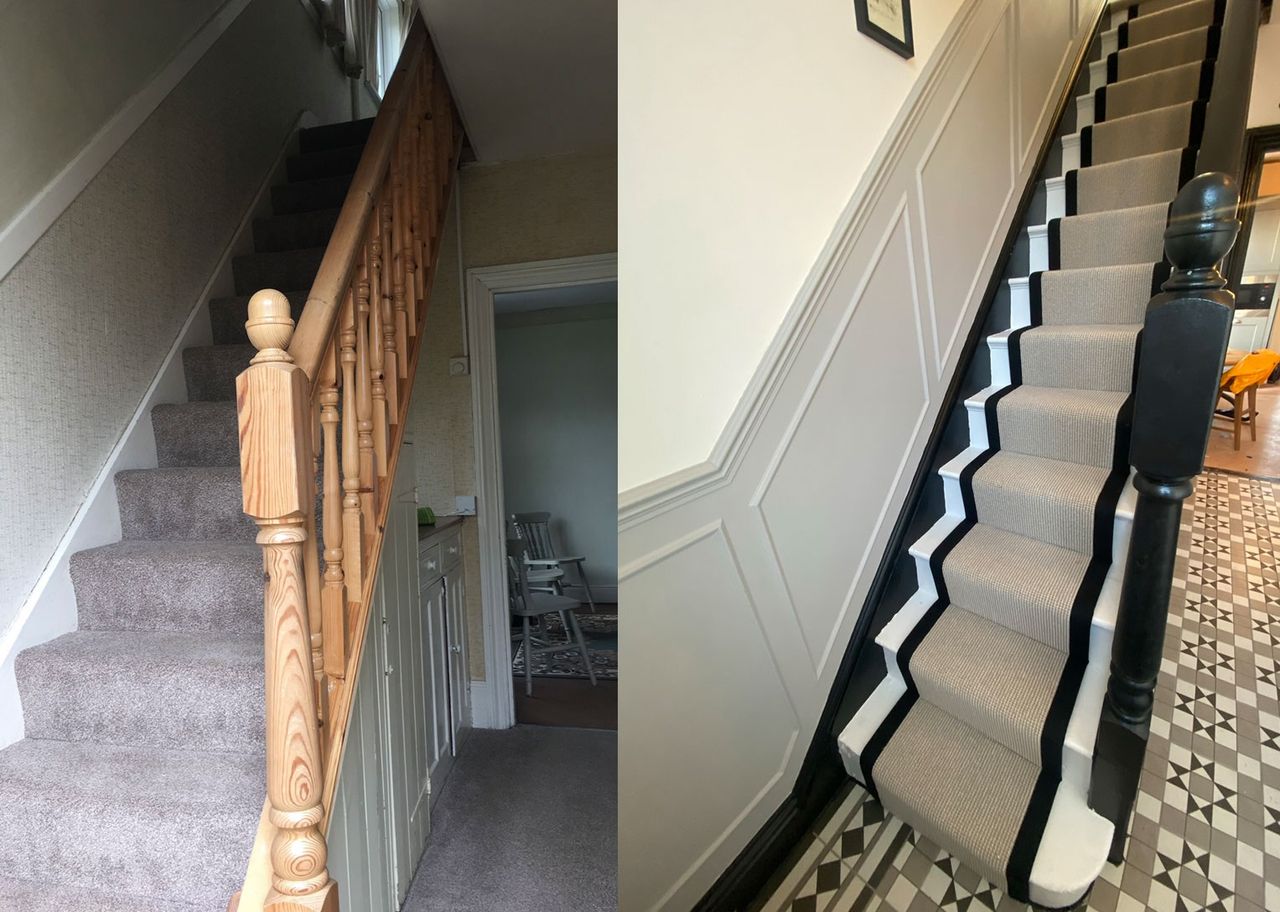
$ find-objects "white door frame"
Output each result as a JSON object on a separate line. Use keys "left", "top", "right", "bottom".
{"left": 465, "top": 252, "right": 617, "bottom": 728}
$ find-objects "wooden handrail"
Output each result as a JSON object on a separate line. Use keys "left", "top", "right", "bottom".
{"left": 234, "top": 11, "right": 460, "bottom": 909}
{"left": 289, "top": 17, "right": 427, "bottom": 383}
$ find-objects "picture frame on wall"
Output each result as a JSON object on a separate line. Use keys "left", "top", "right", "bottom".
{"left": 854, "top": 0, "right": 914, "bottom": 59}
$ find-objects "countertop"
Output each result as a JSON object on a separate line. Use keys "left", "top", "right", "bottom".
{"left": 417, "top": 514, "right": 467, "bottom": 543}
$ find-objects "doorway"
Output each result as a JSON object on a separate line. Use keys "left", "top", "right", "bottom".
{"left": 466, "top": 254, "right": 618, "bottom": 730}
{"left": 1206, "top": 126, "right": 1280, "bottom": 477}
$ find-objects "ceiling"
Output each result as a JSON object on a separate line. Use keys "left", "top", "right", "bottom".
{"left": 416, "top": 0, "right": 616, "bottom": 162}
{"left": 494, "top": 280, "right": 617, "bottom": 314}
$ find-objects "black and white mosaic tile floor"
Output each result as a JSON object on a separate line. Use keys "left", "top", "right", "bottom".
{"left": 755, "top": 471, "right": 1280, "bottom": 912}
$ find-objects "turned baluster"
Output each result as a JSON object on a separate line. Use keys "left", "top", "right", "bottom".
{"left": 404, "top": 92, "right": 422, "bottom": 338}
{"left": 237, "top": 290, "right": 337, "bottom": 912}
{"left": 338, "top": 290, "right": 364, "bottom": 607}
{"left": 394, "top": 120, "right": 415, "bottom": 365}
{"left": 319, "top": 355, "right": 347, "bottom": 681}
{"left": 354, "top": 261, "right": 377, "bottom": 539}
{"left": 301, "top": 397, "right": 328, "bottom": 732}
{"left": 382, "top": 153, "right": 402, "bottom": 415}
{"left": 422, "top": 55, "right": 439, "bottom": 248}
{"left": 367, "top": 213, "right": 390, "bottom": 480}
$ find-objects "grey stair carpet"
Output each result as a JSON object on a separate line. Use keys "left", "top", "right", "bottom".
{"left": 0, "top": 117, "right": 372, "bottom": 909}
{"left": 850, "top": 3, "right": 1221, "bottom": 902}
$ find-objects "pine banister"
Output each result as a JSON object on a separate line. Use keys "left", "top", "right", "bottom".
{"left": 233, "top": 12, "right": 461, "bottom": 907}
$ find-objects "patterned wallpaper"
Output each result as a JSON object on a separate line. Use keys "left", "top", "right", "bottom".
{"left": 406, "top": 148, "right": 618, "bottom": 680}
{"left": 0, "top": 0, "right": 349, "bottom": 637}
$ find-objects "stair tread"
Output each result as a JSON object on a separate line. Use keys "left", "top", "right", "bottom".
{"left": 1018, "top": 324, "right": 1140, "bottom": 393}
{"left": 0, "top": 876, "right": 203, "bottom": 912}
{"left": 0, "top": 738, "right": 261, "bottom": 907}
{"left": 910, "top": 606, "right": 1067, "bottom": 764}
{"left": 941, "top": 523, "right": 1091, "bottom": 652}
{"left": 971, "top": 451, "right": 1114, "bottom": 554}
{"left": 874, "top": 700, "right": 1042, "bottom": 886}
{"left": 16, "top": 629, "right": 264, "bottom": 752}
{"left": 152, "top": 400, "right": 239, "bottom": 467}
{"left": 72, "top": 538, "right": 261, "bottom": 634}
{"left": 995, "top": 385, "right": 1127, "bottom": 468}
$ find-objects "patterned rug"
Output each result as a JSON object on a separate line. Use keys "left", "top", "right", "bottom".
{"left": 511, "top": 612, "right": 618, "bottom": 680}
{"left": 757, "top": 470, "right": 1280, "bottom": 912}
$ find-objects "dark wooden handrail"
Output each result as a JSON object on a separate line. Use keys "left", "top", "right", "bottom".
{"left": 1195, "top": 0, "right": 1260, "bottom": 179}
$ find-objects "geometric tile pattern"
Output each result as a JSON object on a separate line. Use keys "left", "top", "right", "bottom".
{"left": 753, "top": 471, "right": 1280, "bottom": 912}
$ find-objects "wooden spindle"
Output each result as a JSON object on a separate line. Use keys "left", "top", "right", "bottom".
{"left": 301, "top": 405, "right": 328, "bottom": 733}
{"left": 354, "top": 249, "right": 377, "bottom": 532}
{"left": 237, "top": 290, "right": 337, "bottom": 912}
{"left": 319, "top": 358, "right": 347, "bottom": 681}
{"left": 339, "top": 290, "right": 363, "bottom": 606}
{"left": 404, "top": 96, "right": 421, "bottom": 338}
{"left": 367, "top": 211, "right": 390, "bottom": 480}
{"left": 393, "top": 127, "right": 412, "bottom": 376}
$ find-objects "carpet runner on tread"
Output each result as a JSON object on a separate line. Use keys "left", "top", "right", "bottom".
{"left": 0, "top": 116, "right": 374, "bottom": 910}
{"left": 839, "top": 1, "right": 1222, "bottom": 906}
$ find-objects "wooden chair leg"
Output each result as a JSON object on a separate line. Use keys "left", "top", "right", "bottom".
{"left": 1234, "top": 394, "right": 1243, "bottom": 450}
{"left": 522, "top": 616, "right": 533, "bottom": 696}
{"left": 567, "top": 610, "right": 597, "bottom": 687}
{"left": 1249, "top": 385, "right": 1258, "bottom": 442}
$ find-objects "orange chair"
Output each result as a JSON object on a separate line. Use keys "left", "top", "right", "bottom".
{"left": 1216, "top": 349, "right": 1280, "bottom": 450}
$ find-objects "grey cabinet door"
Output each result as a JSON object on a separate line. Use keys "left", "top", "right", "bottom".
{"left": 443, "top": 563, "right": 470, "bottom": 748}
{"left": 421, "top": 573, "right": 452, "bottom": 803}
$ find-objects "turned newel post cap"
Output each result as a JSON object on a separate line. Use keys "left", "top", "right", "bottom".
{"left": 1162, "top": 173, "right": 1240, "bottom": 285}
{"left": 246, "top": 289, "right": 295, "bottom": 363}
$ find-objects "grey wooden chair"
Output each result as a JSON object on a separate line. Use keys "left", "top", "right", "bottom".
{"left": 511, "top": 511, "right": 598, "bottom": 613}
{"left": 507, "top": 538, "right": 597, "bottom": 696}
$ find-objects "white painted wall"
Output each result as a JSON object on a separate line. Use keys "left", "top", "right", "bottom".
{"left": 495, "top": 303, "right": 619, "bottom": 586}
{"left": 617, "top": 1, "right": 1103, "bottom": 908}
{"left": 618, "top": 0, "right": 968, "bottom": 492}
{"left": 1247, "top": 17, "right": 1280, "bottom": 129}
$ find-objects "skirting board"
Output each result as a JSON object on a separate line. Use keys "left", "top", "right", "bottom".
{"left": 0, "top": 111, "right": 318, "bottom": 749}
{"left": 468, "top": 679, "right": 499, "bottom": 729}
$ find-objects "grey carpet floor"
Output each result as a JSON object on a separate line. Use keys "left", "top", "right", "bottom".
{"left": 402, "top": 726, "right": 617, "bottom": 912}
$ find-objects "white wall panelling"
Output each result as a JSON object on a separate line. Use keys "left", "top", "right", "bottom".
{"left": 617, "top": 2, "right": 1105, "bottom": 909}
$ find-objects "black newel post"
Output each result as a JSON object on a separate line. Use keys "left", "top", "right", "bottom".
{"left": 1092, "top": 172, "right": 1239, "bottom": 862}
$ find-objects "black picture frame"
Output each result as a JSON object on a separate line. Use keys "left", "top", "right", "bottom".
{"left": 854, "top": 0, "right": 914, "bottom": 59}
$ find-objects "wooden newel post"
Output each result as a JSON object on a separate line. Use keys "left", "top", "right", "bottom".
{"left": 237, "top": 289, "right": 338, "bottom": 912}
{"left": 1092, "top": 173, "right": 1239, "bottom": 862}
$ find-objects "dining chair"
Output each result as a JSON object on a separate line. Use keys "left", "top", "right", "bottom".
{"left": 510, "top": 511, "right": 598, "bottom": 613}
{"left": 506, "top": 538, "right": 597, "bottom": 696}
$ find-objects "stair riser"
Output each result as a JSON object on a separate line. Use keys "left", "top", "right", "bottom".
{"left": 115, "top": 470, "right": 255, "bottom": 542}
{"left": 71, "top": 546, "right": 261, "bottom": 634}
{"left": 270, "top": 176, "right": 352, "bottom": 215}
{"left": 298, "top": 118, "right": 374, "bottom": 154}
{"left": 15, "top": 650, "right": 264, "bottom": 753}
{"left": 209, "top": 293, "right": 306, "bottom": 345}
{"left": 286, "top": 146, "right": 363, "bottom": 182}
{"left": 252, "top": 209, "right": 340, "bottom": 253}
{"left": 152, "top": 402, "right": 240, "bottom": 467}
{"left": 0, "top": 790, "right": 257, "bottom": 907}
{"left": 182, "top": 345, "right": 254, "bottom": 402}
{"left": 232, "top": 248, "right": 324, "bottom": 296}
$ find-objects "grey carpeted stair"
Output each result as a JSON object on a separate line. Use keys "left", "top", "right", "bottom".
{"left": 116, "top": 466, "right": 255, "bottom": 541}
{"left": 72, "top": 540, "right": 261, "bottom": 633}
{"left": 183, "top": 343, "right": 256, "bottom": 400}
{"left": 209, "top": 289, "right": 306, "bottom": 344}
{"left": 152, "top": 400, "right": 240, "bottom": 466}
{"left": 0, "top": 739, "right": 263, "bottom": 909}
{"left": 0, "top": 114, "right": 373, "bottom": 907}
{"left": 232, "top": 246, "right": 326, "bottom": 294}
{"left": 16, "top": 630, "right": 264, "bottom": 751}
{"left": 842, "top": 2, "right": 1223, "bottom": 902}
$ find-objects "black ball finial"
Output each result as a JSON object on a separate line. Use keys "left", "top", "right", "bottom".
{"left": 1162, "top": 172, "right": 1240, "bottom": 290}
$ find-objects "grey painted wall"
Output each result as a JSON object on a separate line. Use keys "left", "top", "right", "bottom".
{"left": 495, "top": 304, "right": 618, "bottom": 587}
{"left": 0, "top": 0, "right": 350, "bottom": 638}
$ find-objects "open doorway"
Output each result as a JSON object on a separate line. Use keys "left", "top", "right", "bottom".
{"left": 1206, "top": 127, "right": 1280, "bottom": 477}
{"left": 466, "top": 254, "right": 618, "bottom": 731}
